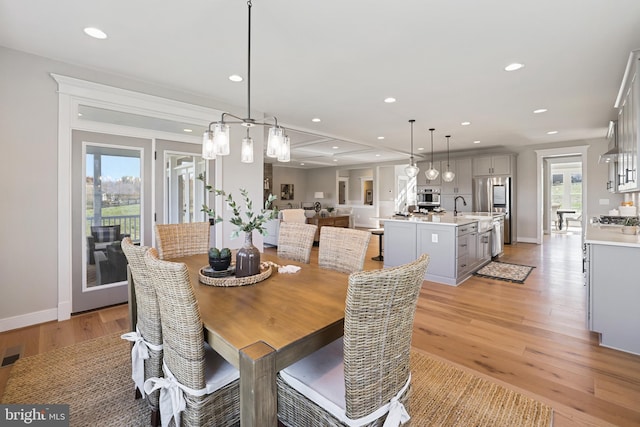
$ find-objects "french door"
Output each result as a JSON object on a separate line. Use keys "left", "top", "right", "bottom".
{"left": 154, "top": 139, "right": 210, "bottom": 226}
{"left": 72, "top": 130, "right": 152, "bottom": 313}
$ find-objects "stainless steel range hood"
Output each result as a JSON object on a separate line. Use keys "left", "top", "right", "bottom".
{"left": 598, "top": 121, "right": 619, "bottom": 164}
{"left": 599, "top": 147, "right": 619, "bottom": 163}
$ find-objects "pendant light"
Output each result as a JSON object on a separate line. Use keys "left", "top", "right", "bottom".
{"left": 442, "top": 135, "right": 455, "bottom": 182}
{"left": 202, "top": 0, "right": 290, "bottom": 164}
{"left": 404, "top": 119, "right": 419, "bottom": 178}
{"left": 425, "top": 128, "right": 439, "bottom": 180}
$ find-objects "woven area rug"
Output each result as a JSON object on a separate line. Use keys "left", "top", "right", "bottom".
{"left": 2, "top": 333, "right": 552, "bottom": 427}
{"left": 474, "top": 261, "right": 535, "bottom": 284}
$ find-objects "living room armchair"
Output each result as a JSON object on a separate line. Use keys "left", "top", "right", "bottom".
{"left": 87, "top": 224, "right": 128, "bottom": 264}
{"left": 94, "top": 241, "right": 128, "bottom": 285}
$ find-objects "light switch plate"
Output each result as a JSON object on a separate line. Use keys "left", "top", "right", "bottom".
{"left": 431, "top": 233, "right": 438, "bottom": 243}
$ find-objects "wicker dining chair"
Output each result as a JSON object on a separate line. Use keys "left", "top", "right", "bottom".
{"left": 318, "top": 227, "right": 371, "bottom": 273}
{"left": 143, "top": 248, "right": 240, "bottom": 427}
{"left": 277, "top": 254, "right": 430, "bottom": 427}
{"left": 277, "top": 222, "right": 317, "bottom": 264}
{"left": 154, "top": 222, "right": 210, "bottom": 260}
{"left": 120, "top": 237, "right": 163, "bottom": 426}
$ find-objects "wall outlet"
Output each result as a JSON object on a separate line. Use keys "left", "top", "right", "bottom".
{"left": 599, "top": 198, "right": 609, "bottom": 205}
{"left": 431, "top": 233, "right": 438, "bottom": 243}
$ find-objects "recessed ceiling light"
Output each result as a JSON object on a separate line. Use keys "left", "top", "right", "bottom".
{"left": 461, "top": 121, "right": 471, "bottom": 126}
{"left": 547, "top": 130, "right": 559, "bottom": 135}
{"left": 311, "top": 118, "right": 321, "bottom": 123}
{"left": 375, "top": 154, "right": 381, "bottom": 157}
{"left": 533, "top": 108, "right": 548, "bottom": 114}
{"left": 84, "top": 27, "right": 107, "bottom": 39}
{"left": 300, "top": 163, "right": 305, "bottom": 166}
{"left": 228, "top": 74, "right": 243, "bottom": 82}
{"left": 332, "top": 146, "right": 339, "bottom": 149}
{"left": 504, "top": 63, "right": 524, "bottom": 71}
{"left": 418, "top": 147, "right": 425, "bottom": 151}
{"left": 183, "top": 128, "right": 193, "bottom": 133}
{"left": 77, "top": 113, "right": 83, "bottom": 117}
{"left": 384, "top": 97, "right": 396, "bottom": 103}
{"left": 473, "top": 140, "right": 481, "bottom": 144}
{"left": 377, "top": 136, "right": 385, "bottom": 140}
{"left": 333, "top": 159, "right": 338, "bottom": 162}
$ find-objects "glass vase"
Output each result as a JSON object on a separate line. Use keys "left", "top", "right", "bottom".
{"left": 235, "top": 232, "right": 261, "bottom": 277}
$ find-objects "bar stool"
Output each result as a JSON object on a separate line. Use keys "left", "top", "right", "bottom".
{"left": 369, "top": 228, "right": 384, "bottom": 261}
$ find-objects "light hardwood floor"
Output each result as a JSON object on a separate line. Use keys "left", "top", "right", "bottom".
{"left": 1, "top": 231, "right": 638, "bottom": 426}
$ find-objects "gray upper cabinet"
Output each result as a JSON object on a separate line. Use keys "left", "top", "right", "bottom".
{"left": 616, "top": 50, "right": 640, "bottom": 192}
{"left": 441, "top": 158, "right": 472, "bottom": 194}
{"left": 473, "top": 154, "right": 512, "bottom": 176}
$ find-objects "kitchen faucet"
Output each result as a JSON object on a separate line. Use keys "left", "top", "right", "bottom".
{"left": 454, "top": 196, "right": 467, "bottom": 217}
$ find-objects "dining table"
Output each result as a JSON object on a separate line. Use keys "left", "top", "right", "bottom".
{"left": 165, "top": 252, "right": 350, "bottom": 427}
{"left": 556, "top": 209, "right": 576, "bottom": 230}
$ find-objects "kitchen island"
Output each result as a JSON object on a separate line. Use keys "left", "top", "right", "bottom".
{"left": 381, "top": 212, "right": 497, "bottom": 286}
{"left": 584, "top": 224, "right": 640, "bottom": 355}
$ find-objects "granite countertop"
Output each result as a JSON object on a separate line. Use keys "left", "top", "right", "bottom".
{"left": 585, "top": 225, "right": 640, "bottom": 248}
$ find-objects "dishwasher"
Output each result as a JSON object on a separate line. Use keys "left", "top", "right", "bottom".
{"left": 491, "top": 217, "right": 504, "bottom": 257}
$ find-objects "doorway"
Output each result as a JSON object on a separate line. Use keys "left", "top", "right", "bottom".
{"left": 535, "top": 145, "right": 588, "bottom": 244}
{"left": 548, "top": 158, "right": 582, "bottom": 234}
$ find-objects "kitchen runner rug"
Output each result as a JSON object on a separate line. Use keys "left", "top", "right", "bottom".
{"left": 474, "top": 261, "right": 535, "bottom": 284}
{"left": 1, "top": 332, "right": 552, "bottom": 427}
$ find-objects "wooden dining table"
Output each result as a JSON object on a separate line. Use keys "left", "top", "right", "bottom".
{"left": 167, "top": 252, "right": 350, "bottom": 427}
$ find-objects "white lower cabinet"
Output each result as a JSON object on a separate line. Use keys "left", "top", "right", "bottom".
{"left": 587, "top": 243, "right": 640, "bottom": 355}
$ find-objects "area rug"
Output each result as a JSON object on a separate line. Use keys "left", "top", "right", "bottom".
{"left": 1, "top": 333, "right": 552, "bottom": 427}
{"left": 474, "top": 261, "right": 535, "bottom": 284}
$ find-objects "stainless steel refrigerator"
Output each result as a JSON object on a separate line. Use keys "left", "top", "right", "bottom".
{"left": 473, "top": 176, "right": 512, "bottom": 244}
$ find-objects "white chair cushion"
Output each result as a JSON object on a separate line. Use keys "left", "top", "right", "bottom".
{"left": 280, "top": 337, "right": 346, "bottom": 411}
{"left": 204, "top": 341, "right": 239, "bottom": 393}
{"left": 280, "top": 337, "right": 411, "bottom": 427}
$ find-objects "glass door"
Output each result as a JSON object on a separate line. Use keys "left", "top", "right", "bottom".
{"left": 72, "top": 130, "right": 152, "bottom": 313}
{"left": 155, "top": 139, "right": 209, "bottom": 227}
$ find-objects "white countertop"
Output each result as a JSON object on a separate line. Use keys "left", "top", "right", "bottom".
{"left": 376, "top": 212, "right": 498, "bottom": 227}
{"left": 585, "top": 225, "right": 640, "bottom": 248}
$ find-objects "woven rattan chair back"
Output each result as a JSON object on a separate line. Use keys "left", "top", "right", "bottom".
{"left": 343, "top": 253, "right": 429, "bottom": 419}
{"left": 154, "top": 222, "right": 210, "bottom": 260}
{"left": 318, "top": 227, "right": 370, "bottom": 273}
{"left": 144, "top": 248, "right": 206, "bottom": 391}
{"left": 144, "top": 249, "right": 240, "bottom": 426}
{"left": 277, "top": 222, "right": 317, "bottom": 264}
{"left": 121, "top": 237, "right": 163, "bottom": 414}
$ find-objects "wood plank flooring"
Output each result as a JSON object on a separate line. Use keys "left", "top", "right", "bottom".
{"left": 1, "top": 230, "right": 639, "bottom": 426}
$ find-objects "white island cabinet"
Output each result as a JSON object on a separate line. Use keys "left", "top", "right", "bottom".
{"left": 585, "top": 225, "right": 640, "bottom": 355}
{"left": 383, "top": 213, "right": 492, "bottom": 286}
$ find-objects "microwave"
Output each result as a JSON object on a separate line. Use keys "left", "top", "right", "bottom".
{"left": 417, "top": 189, "right": 441, "bottom": 206}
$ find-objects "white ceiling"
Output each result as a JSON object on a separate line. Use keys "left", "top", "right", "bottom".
{"left": 2, "top": 0, "right": 640, "bottom": 168}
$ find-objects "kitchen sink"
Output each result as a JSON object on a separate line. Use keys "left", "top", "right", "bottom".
{"left": 457, "top": 214, "right": 494, "bottom": 232}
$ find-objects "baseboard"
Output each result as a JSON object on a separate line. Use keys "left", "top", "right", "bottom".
{"left": 517, "top": 237, "right": 539, "bottom": 244}
{"left": 0, "top": 308, "right": 58, "bottom": 333}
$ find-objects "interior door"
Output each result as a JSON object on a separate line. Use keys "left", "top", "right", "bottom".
{"left": 72, "top": 130, "right": 153, "bottom": 313}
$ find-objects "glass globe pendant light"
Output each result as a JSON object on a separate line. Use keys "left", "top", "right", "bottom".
{"left": 442, "top": 135, "right": 455, "bottom": 182}
{"left": 425, "top": 128, "right": 439, "bottom": 180}
{"left": 404, "top": 119, "right": 419, "bottom": 178}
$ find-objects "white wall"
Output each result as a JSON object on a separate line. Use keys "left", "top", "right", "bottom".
{"left": 0, "top": 46, "right": 262, "bottom": 330}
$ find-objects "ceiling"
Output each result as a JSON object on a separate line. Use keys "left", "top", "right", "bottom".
{"left": 2, "top": 0, "right": 640, "bottom": 168}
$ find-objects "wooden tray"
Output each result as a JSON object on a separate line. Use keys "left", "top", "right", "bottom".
{"left": 198, "top": 264, "right": 272, "bottom": 287}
